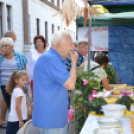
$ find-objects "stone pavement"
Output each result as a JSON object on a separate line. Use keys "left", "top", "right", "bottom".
{"left": 0, "top": 128, "right": 6, "bottom": 134}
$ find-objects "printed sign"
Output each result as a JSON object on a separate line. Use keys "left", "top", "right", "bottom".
{"left": 78, "top": 27, "right": 108, "bottom": 51}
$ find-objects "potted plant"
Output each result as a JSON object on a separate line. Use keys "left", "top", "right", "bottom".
{"left": 90, "top": 97, "right": 107, "bottom": 114}
{"left": 73, "top": 69, "right": 103, "bottom": 133}
{"left": 115, "top": 92, "right": 134, "bottom": 110}
{"left": 104, "top": 64, "right": 118, "bottom": 84}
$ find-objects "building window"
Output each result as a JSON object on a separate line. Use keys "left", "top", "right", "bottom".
{"left": 74, "top": 32, "right": 75, "bottom": 41}
{"left": 58, "top": 26, "right": 60, "bottom": 31}
{"left": 6, "top": 5, "right": 11, "bottom": 30}
{"left": 37, "top": 19, "right": 40, "bottom": 35}
{"left": 57, "top": 0, "right": 60, "bottom": 7}
{"left": 45, "top": 22, "right": 48, "bottom": 44}
{"left": 51, "top": 0, "right": 54, "bottom": 4}
{"left": 0, "top": 3, "right": 3, "bottom": 38}
{"left": 52, "top": 24, "right": 54, "bottom": 34}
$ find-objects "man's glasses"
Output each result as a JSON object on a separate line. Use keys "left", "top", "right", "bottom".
{"left": 82, "top": 46, "right": 88, "bottom": 52}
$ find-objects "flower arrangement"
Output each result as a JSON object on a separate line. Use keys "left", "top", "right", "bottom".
{"left": 120, "top": 91, "right": 132, "bottom": 96}
{"left": 89, "top": 90, "right": 97, "bottom": 100}
{"left": 90, "top": 97, "right": 107, "bottom": 114}
{"left": 116, "top": 92, "right": 134, "bottom": 110}
{"left": 73, "top": 69, "right": 103, "bottom": 132}
{"left": 68, "top": 109, "right": 74, "bottom": 124}
{"left": 104, "top": 64, "right": 118, "bottom": 84}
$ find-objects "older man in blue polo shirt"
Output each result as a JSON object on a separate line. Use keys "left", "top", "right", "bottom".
{"left": 32, "top": 31, "right": 78, "bottom": 134}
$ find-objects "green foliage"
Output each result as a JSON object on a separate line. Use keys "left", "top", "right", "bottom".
{"left": 104, "top": 64, "right": 118, "bottom": 84}
{"left": 91, "top": 97, "right": 107, "bottom": 109}
{"left": 73, "top": 69, "right": 103, "bottom": 133}
{"left": 115, "top": 95, "right": 134, "bottom": 108}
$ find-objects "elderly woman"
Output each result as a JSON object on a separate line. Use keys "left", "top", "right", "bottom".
{"left": 26, "top": 35, "right": 46, "bottom": 98}
{"left": 84, "top": 53, "right": 114, "bottom": 91}
{"left": 0, "top": 38, "right": 27, "bottom": 128}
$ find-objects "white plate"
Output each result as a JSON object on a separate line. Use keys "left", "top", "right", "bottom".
{"left": 93, "top": 128, "right": 122, "bottom": 134}
{"left": 97, "top": 116, "right": 122, "bottom": 127}
{"left": 93, "top": 90, "right": 112, "bottom": 98}
{"left": 97, "top": 116, "right": 121, "bottom": 123}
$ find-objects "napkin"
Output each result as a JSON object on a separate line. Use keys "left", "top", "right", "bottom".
{"left": 89, "top": 112, "right": 104, "bottom": 116}
{"left": 125, "top": 110, "right": 134, "bottom": 116}
{"left": 106, "top": 98, "right": 117, "bottom": 104}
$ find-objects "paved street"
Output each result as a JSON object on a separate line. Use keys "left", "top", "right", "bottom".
{"left": 0, "top": 128, "right": 6, "bottom": 134}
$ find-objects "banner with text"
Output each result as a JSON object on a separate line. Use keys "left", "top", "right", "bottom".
{"left": 78, "top": 27, "right": 108, "bottom": 51}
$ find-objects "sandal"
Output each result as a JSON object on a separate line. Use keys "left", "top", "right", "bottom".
{"left": 0, "top": 122, "right": 7, "bottom": 128}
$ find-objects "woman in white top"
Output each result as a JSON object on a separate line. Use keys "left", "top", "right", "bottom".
{"left": 26, "top": 35, "right": 46, "bottom": 99}
{"left": 6, "top": 70, "right": 28, "bottom": 134}
{"left": 84, "top": 53, "right": 114, "bottom": 91}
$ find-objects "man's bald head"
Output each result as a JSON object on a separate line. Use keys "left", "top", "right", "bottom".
{"left": 4, "top": 31, "right": 16, "bottom": 42}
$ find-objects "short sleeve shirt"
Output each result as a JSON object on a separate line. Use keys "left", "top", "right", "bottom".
{"left": 84, "top": 60, "right": 107, "bottom": 82}
{"left": 8, "top": 88, "right": 27, "bottom": 122}
{"left": 0, "top": 50, "right": 27, "bottom": 89}
{"left": 32, "top": 48, "right": 70, "bottom": 128}
{"left": 64, "top": 50, "right": 84, "bottom": 72}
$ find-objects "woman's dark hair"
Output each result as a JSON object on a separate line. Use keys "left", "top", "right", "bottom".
{"left": 33, "top": 35, "right": 46, "bottom": 49}
{"left": 94, "top": 53, "right": 109, "bottom": 65}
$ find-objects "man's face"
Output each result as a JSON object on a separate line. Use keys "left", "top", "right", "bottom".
{"left": 79, "top": 45, "right": 88, "bottom": 56}
{"left": 58, "top": 36, "right": 75, "bottom": 59}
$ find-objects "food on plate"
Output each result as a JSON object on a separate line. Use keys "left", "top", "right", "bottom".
{"left": 111, "top": 91, "right": 120, "bottom": 95}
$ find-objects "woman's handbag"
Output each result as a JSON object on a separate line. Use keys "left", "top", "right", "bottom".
{"left": 17, "top": 120, "right": 39, "bottom": 134}
{"left": 26, "top": 94, "right": 33, "bottom": 120}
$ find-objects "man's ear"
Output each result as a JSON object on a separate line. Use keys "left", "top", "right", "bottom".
{"left": 56, "top": 41, "right": 62, "bottom": 50}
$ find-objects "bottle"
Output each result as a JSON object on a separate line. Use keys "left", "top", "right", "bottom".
{"left": 119, "top": 78, "right": 122, "bottom": 84}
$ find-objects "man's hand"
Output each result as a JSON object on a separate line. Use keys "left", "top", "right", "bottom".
{"left": 64, "top": 51, "right": 78, "bottom": 90}
{"left": 69, "top": 51, "right": 78, "bottom": 63}
{"left": 0, "top": 50, "right": 5, "bottom": 56}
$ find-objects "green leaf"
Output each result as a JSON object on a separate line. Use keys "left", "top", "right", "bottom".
{"left": 76, "top": 113, "right": 84, "bottom": 121}
{"left": 73, "top": 94, "right": 79, "bottom": 104}
{"left": 83, "top": 100, "right": 88, "bottom": 103}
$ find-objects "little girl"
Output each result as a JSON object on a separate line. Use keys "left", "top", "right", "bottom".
{"left": 6, "top": 70, "right": 28, "bottom": 134}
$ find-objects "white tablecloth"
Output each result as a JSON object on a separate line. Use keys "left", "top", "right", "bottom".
{"left": 80, "top": 115, "right": 133, "bottom": 134}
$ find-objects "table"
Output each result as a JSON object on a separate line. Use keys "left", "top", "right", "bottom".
{"left": 80, "top": 115, "right": 133, "bottom": 134}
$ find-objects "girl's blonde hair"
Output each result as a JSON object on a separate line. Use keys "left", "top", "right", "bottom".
{"left": 6, "top": 70, "right": 28, "bottom": 95}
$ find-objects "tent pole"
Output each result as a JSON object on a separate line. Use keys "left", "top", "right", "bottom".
{"left": 87, "top": 13, "right": 92, "bottom": 70}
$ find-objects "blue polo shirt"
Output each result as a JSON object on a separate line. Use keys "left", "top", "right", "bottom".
{"left": 32, "top": 48, "right": 70, "bottom": 128}
{"left": 64, "top": 50, "right": 83, "bottom": 72}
